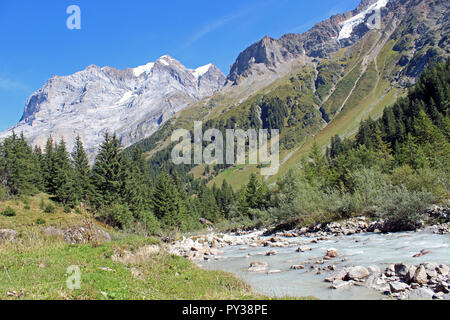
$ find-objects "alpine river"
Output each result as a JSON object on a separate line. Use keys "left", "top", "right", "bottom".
{"left": 198, "top": 230, "right": 450, "bottom": 299}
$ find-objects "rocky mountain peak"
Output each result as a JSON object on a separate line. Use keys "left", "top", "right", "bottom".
{"left": 226, "top": 0, "right": 395, "bottom": 85}
{"left": 1, "top": 56, "right": 226, "bottom": 161}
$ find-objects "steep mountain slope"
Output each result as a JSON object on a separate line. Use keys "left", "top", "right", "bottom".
{"left": 0, "top": 55, "right": 225, "bottom": 159}
{"left": 129, "top": 0, "right": 449, "bottom": 189}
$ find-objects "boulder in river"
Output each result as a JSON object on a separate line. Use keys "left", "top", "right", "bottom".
{"left": 291, "top": 264, "right": 305, "bottom": 270}
{"left": 326, "top": 248, "right": 338, "bottom": 258}
{"left": 346, "top": 266, "right": 370, "bottom": 280}
{"left": 331, "top": 279, "right": 353, "bottom": 289}
{"left": 266, "top": 250, "right": 278, "bottom": 256}
{"left": 325, "top": 268, "right": 349, "bottom": 282}
{"left": 296, "top": 246, "right": 311, "bottom": 252}
{"left": 248, "top": 261, "right": 269, "bottom": 272}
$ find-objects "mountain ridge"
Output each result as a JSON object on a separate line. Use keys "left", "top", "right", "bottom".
{"left": 1, "top": 55, "right": 226, "bottom": 160}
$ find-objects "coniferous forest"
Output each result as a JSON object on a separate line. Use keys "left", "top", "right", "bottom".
{"left": 1, "top": 59, "right": 449, "bottom": 235}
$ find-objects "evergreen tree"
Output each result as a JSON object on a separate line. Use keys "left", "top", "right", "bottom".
{"left": 239, "top": 173, "right": 269, "bottom": 217}
{"left": 71, "top": 135, "right": 92, "bottom": 203}
{"left": 91, "top": 132, "right": 127, "bottom": 207}
{"left": 53, "top": 139, "right": 74, "bottom": 204}
{"left": 43, "top": 137, "right": 57, "bottom": 194}
{"left": 150, "top": 171, "right": 186, "bottom": 230}
{"left": 0, "top": 132, "right": 40, "bottom": 196}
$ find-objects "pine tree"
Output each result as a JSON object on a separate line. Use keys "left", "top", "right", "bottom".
{"left": 239, "top": 173, "right": 268, "bottom": 217}
{"left": 71, "top": 135, "right": 92, "bottom": 203}
{"left": 53, "top": 139, "right": 74, "bottom": 204}
{"left": 91, "top": 132, "right": 127, "bottom": 207}
{"left": 0, "top": 132, "right": 40, "bottom": 196}
{"left": 43, "top": 137, "right": 57, "bottom": 194}
{"left": 150, "top": 171, "right": 186, "bottom": 230}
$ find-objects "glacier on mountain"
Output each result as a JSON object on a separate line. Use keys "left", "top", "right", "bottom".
{"left": 338, "top": 0, "right": 389, "bottom": 40}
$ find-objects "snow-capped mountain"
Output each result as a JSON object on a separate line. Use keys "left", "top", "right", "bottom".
{"left": 226, "top": 0, "right": 393, "bottom": 84}
{"left": 0, "top": 55, "right": 226, "bottom": 159}
{"left": 338, "top": 0, "right": 389, "bottom": 40}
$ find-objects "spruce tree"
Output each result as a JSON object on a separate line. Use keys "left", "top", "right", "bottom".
{"left": 53, "top": 139, "right": 75, "bottom": 204}
{"left": 71, "top": 135, "right": 92, "bottom": 203}
{"left": 91, "top": 132, "right": 127, "bottom": 208}
{"left": 150, "top": 171, "right": 186, "bottom": 230}
{"left": 43, "top": 137, "right": 57, "bottom": 194}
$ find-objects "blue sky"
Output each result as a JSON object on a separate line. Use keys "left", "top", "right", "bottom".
{"left": 0, "top": 0, "right": 360, "bottom": 131}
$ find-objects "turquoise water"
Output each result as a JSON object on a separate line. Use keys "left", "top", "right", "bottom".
{"left": 199, "top": 230, "right": 450, "bottom": 299}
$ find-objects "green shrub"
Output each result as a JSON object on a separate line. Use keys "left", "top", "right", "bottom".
{"left": 24, "top": 205, "right": 31, "bottom": 210}
{"left": 1, "top": 207, "right": 16, "bottom": 217}
{"left": 96, "top": 204, "right": 134, "bottom": 229}
{"left": 350, "top": 168, "right": 389, "bottom": 212}
{"left": 39, "top": 198, "right": 45, "bottom": 210}
{"left": 136, "top": 210, "right": 161, "bottom": 236}
{"left": 377, "top": 185, "right": 434, "bottom": 232}
{"left": 44, "top": 203, "right": 55, "bottom": 214}
{"left": 74, "top": 207, "right": 82, "bottom": 215}
{"left": 391, "top": 166, "right": 448, "bottom": 201}
{"left": 63, "top": 206, "right": 71, "bottom": 214}
{"left": 35, "top": 218, "right": 46, "bottom": 225}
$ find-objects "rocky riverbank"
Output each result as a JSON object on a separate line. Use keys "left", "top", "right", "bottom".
{"left": 169, "top": 215, "right": 450, "bottom": 262}
{"left": 168, "top": 210, "right": 450, "bottom": 300}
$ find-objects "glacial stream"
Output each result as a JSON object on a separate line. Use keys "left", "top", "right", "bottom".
{"left": 198, "top": 231, "right": 450, "bottom": 300}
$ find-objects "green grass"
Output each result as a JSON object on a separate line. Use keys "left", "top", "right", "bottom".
{"left": 0, "top": 195, "right": 317, "bottom": 300}
{"left": 0, "top": 235, "right": 268, "bottom": 300}
{"left": 0, "top": 194, "right": 91, "bottom": 231}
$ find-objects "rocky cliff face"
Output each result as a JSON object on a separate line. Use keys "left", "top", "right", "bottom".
{"left": 227, "top": 0, "right": 449, "bottom": 85}
{"left": 1, "top": 55, "right": 225, "bottom": 159}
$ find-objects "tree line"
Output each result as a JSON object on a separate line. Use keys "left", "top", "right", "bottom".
{"left": 1, "top": 59, "right": 448, "bottom": 234}
{"left": 0, "top": 131, "right": 269, "bottom": 234}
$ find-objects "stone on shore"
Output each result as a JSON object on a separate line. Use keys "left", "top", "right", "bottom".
{"left": 390, "top": 281, "right": 409, "bottom": 293}
{"left": 413, "top": 265, "right": 428, "bottom": 284}
{"left": 346, "top": 266, "right": 370, "bottom": 280}
{"left": 409, "top": 287, "right": 435, "bottom": 300}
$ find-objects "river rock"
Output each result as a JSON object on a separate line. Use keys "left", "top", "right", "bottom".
{"left": 248, "top": 261, "right": 268, "bottom": 272}
{"left": 413, "top": 265, "right": 428, "bottom": 284}
{"left": 438, "top": 264, "right": 449, "bottom": 276}
{"left": 267, "top": 269, "right": 281, "bottom": 274}
{"left": 346, "top": 266, "right": 370, "bottom": 280}
{"left": 266, "top": 250, "right": 278, "bottom": 256}
{"left": 367, "top": 265, "right": 381, "bottom": 276}
{"left": 325, "top": 269, "right": 348, "bottom": 282}
{"left": 291, "top": 264, "right": 305, "bottom": 270}
{"left": 389, "top": 281, "right": 409, "bottom": 293}
{"left": 326, "top": 248, "right": 338, "bottom": 258}
{"left": 296, "top": 246, "right": 311, "bottom": 252}
{"left": 331, "top": 279, "right": 352, "bottom": 289}
{"left": 424, "top": 262, "right": 439, "bottom": 279}
{"left": 394, "top": 263, "right": 410, "bottom": 280}
{"left": 433, "top": 292, "right": 445, "bottom": 300}
{"left": 409, "top": 287, "right": 435, "bottom": 300}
